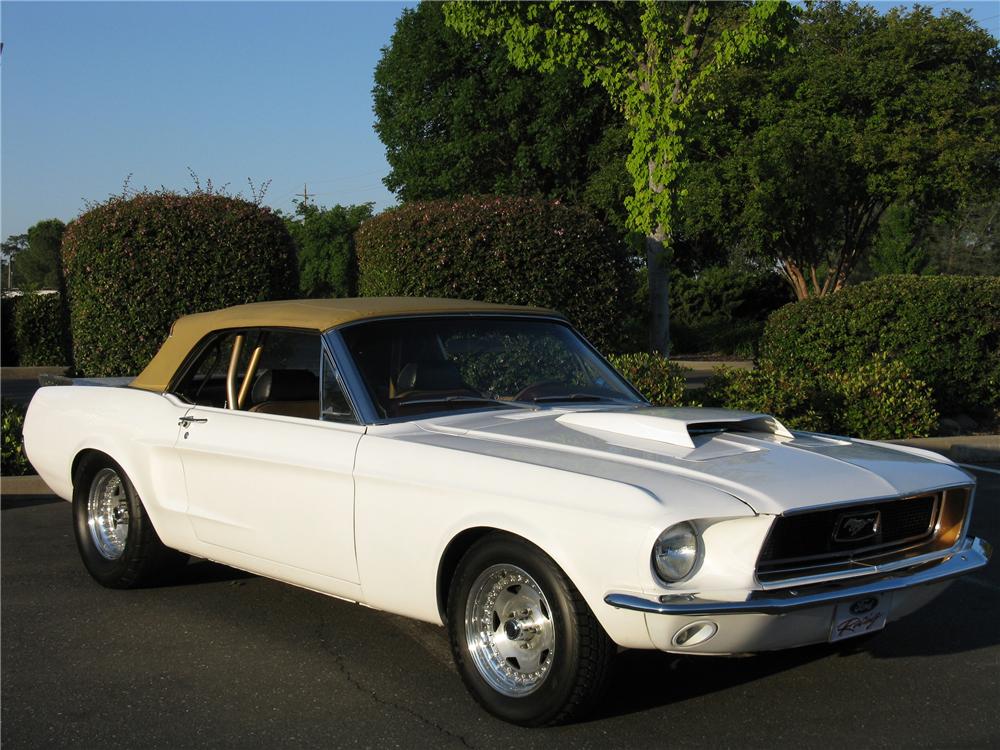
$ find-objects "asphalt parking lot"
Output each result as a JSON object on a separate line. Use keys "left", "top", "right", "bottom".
{"left": 2, "top": 469, "right": 998, "bottom": 749}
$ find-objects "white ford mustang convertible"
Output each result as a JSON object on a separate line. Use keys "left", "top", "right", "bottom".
{"left": 24, "top": 297, "right": 991, "bottom": 725}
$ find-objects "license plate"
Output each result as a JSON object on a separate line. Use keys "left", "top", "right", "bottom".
{"left": 829, "top": 593, "right": 892, "bottom": 642}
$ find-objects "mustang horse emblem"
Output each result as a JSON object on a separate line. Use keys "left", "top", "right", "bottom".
{"left": 833, "top": 511, "right": 881, "bottom": 542}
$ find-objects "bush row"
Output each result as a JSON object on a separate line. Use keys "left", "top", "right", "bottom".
{"left": 1, "top": 402, "right": 31, "bottom": 476}
{"left": 606, "top": 353, "right": 687, "bottom": 406}
{"left": 601, "top": 351, "right": 938, "bottom": 440}
{"left": 760, "top": 275, "right": 1000, "bottom": 416}
{"left": 63, "top": 192, "right": 298, "bottom": 377}
{"left": 0, "top": 294, "right": 71, "bottom": 367}
{"left": 355, "top": 195, "right": 635, "bottom": 352}
{"left": 702, "top": 355, "right": 939, "bottom": 440}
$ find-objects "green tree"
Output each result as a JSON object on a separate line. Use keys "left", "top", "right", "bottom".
{"left": 3, "top": 220, "right": 66, "bottom": 290}
{"left": 924, "top": 198, "right": 1000, "bottom": 277}
{"left": 285, "top": 201, "right": 373, "bottom": 298}
{"left": 373, "top": 3, "right": 623, "bottom": 220}
{"left": 1, "top": 234, "right": 27, "bottom": 291}
{"left": 866, "top": 204, "right": 930, "bottom": 277}
{"left": 679, "top": 2, "right": 1000, "bottom": 299}
{"left": 444, "top": 0, "right": 793, "bottom": 354}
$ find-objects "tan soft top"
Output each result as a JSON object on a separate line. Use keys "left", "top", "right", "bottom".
{"left": 130, "top": 297, "right": 561, "bottom": 393}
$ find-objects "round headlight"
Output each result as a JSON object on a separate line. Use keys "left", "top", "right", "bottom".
{"left": 652, "top": 522, "right": 700, "bottom": 582}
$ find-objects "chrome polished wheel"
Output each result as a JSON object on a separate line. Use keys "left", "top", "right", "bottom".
{"left": 465, "top": 564, "right": 556, "bottom": 697}
{"left": 87, "top": 467, "right": 130, "bottom": 560}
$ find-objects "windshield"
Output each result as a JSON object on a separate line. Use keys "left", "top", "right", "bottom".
{"left": 338, "top": 316, "right": 643, "bottom": 419}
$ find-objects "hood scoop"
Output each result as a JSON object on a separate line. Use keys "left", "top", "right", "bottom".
{"left": 555, "top": 407, "right": 793, "bottom": 449}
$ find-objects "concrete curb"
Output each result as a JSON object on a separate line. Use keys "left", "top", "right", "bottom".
{"left": 888, "top": 435, "right": 1000, "bottom": 465}
{"left": 0, "top": 475, "right": 55, "bottom": 496}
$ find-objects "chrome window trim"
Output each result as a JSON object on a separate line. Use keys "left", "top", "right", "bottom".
{"left": 323, "top": 313, "right": 646, "bottom": 426}
{"left": 323, "top": 329, "right": 380, "bottom": 425}
{"left": 319, "top": 337, "right": 361, "bottom": 426}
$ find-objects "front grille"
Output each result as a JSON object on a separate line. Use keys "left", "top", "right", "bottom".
{"left": 757, "top": 493, "right": 945, "bottom": 582}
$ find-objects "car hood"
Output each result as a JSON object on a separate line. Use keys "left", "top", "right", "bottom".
{"left": 400, "top": 406, "right": 969, "bottom": 515}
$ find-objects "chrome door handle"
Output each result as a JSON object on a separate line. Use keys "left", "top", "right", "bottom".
{"left": 178, "top": 416, "right": 208, "bottom": 427}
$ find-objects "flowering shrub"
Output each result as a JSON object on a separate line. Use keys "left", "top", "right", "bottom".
{"left": 355, "top": 196, "right": 635, "bottom": 351}
{"left": 63, "top": 192, "right": 297, "bottom": 376}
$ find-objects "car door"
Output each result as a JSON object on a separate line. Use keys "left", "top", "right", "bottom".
{"left": 172, "top": 328, "right": 363, "bottom": 585}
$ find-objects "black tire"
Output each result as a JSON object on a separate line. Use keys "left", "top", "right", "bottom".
{"left": 72, "top": 454, "right": 186, "bottom": 588}
{"left": 446, "top": 533, "right": 614, "bottom": 726}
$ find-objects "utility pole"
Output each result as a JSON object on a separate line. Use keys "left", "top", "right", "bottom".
{"left": 295, "top": 183, "right": 311, "bottom": 206}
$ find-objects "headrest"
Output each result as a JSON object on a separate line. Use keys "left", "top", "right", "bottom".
{"left": 396, "top": 361, "right": 466, "bottom": 392}
{"left": 251, "top": 369, "right": 318, "bottom": 404}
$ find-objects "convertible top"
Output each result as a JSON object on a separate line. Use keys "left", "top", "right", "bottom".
{"left": 130, "top": 297, "right": 560, "bottom": 393}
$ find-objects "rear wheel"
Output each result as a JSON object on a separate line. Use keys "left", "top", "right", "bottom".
{"left": 447, "top": 534, "right": 614, "bottom": 726}
{"left": 73, "top": 455, "right": 186, "bottom": 588}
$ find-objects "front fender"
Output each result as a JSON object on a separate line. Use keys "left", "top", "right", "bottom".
{"left": 353, "top": 434, "right": 751, "bottom": 649}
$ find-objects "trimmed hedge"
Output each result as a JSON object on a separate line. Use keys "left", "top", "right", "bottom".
{"left": 1, "top": 294, "right": 72, "bottom": 367}
{"left": 703, "top": 355, "right": 939, "bottom": 440}
{"left": 63, "top": 192, "right": 298, "bottom": 376}
{"left": 606, "top": 353, "right": 687, "bottom": 406}
{"left": 355, "top": 196, "right": 635, "bottom": 351}
{"left": 1, "top": 298, "right": 15, "bottom": 365}
{"left": 760, "top": 276, "right": 1000, "bottom": 415}
{"left": 10, "top": 293, "right": 72, "bottom": 366}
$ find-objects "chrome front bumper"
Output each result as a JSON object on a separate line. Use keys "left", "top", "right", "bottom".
{"left": 606, "top": 536, "right": 992, "bottom": 616}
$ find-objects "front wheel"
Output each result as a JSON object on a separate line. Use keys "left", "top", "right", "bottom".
{"left": 447, "top": 534, "right": 614, "bottom": 726}
{"left": 73, "top": 455, "right": 186, "bottom": 588}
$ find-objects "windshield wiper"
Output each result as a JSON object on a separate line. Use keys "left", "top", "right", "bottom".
{"left": 397, "top": 396, "right": 533, "bottom": 410}
{"left": 529, "top": 394, "right": 632, "bottom": 404}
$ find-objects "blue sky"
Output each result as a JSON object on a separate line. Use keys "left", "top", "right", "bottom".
{"left": 1, "top": 1, "right": 413, "bottom": 238}
{"left": 1, "top": 1, "right": 998, "bottom": 239}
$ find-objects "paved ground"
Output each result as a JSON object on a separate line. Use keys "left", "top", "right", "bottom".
{"left": 2, "top": 469, "right": 998, "bottom": 749}
{"left": 0, "top": 367, "right": 68, "bottom": 405}
{"left": 672, "top": 359, "right": 754, "bottom": 390}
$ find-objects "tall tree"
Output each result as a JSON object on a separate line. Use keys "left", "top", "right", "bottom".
{"left": 679, "top": 2, "right": 1000, "bottom": 298}
{"left": 6, "top": 220, "right": 66, "bottom": 290}
{"left": 373, "top": 2, "right": 622, "bottom": 215}
{"left": 444, "top": 0, "right": 793, "bottom": 353}
{"left": 284, "top": 202, "right": 374, "bottom": 298}
{"left": 924, "top": 198, "right": 1000, "bottom": 277}
{"left": 1, "top": 234, "right": 27, "bottom": 291}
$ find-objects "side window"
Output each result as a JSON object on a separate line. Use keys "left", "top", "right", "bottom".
{"left": 173, "top": 332, "right": 242, "bottom": 408}
{"left": 174, "top": 329, "right": 329, "bottom": 421}
{"left": 245, "top": 330, "right": 321, "bottom": 420}
{"left": 321, "top": 353, "right": 357, "bottom": 424}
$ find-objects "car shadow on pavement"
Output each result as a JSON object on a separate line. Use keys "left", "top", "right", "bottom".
{"left": 153, "top": 558, "right": 257, "bottom": 588}
{"left": 860, "top": 580, "right": 1000, "bottom": 659}
{"left": 0, "top": 494, "right": 64, "bottom": 510}
{"left": 590, "top": 579, "right": 998, "bottom": 722}
{"left": 592, "top": 644, "right": 830, "bottom": 721}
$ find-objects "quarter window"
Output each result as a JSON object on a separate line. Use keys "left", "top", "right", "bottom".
{"left": 321, "top": 353, "right": 356, "bottom": 423}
